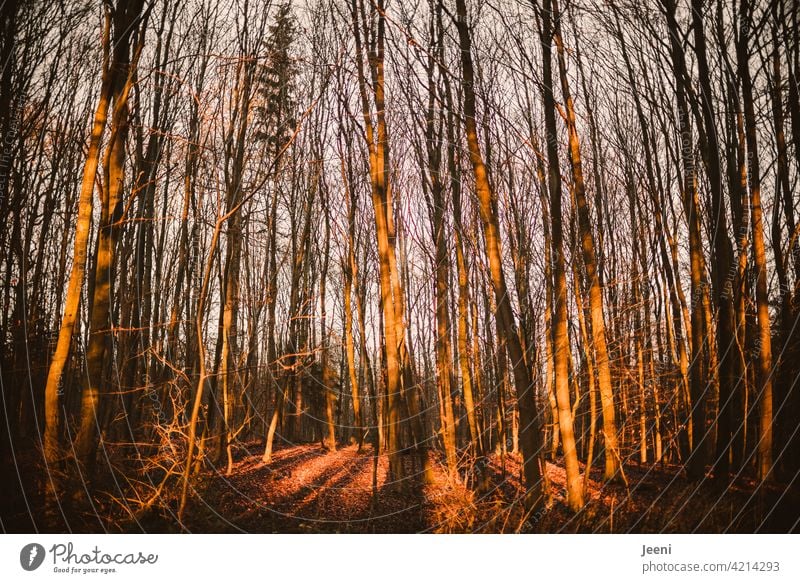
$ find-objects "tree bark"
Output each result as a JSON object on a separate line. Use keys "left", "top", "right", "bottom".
{"left": 455, "top": 0, "right": 546, "bottom": 511}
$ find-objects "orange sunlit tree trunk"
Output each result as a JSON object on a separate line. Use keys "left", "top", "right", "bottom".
{"left": 453, "top": 0, "right": 546, "bottom": 511}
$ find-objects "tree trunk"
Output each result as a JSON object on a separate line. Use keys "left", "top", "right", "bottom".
{"left": 75, "top": 1, "right": 146, "bottom": 469}
{"left": 534, "top": 0, "right": 584, "bottom": 510}
{"left": 553, "top": 0, "right": 619, "bottom": 481}
{"left": 43, "top": 9, "right": 114, "bottom": 487}
{"left": 455, "top": 0, "right": 546, "bottom": 511}
{"left": 737, "top": 0, "right": 774, "bottom": 481}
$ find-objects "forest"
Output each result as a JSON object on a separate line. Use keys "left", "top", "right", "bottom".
{"left": 0, "top": 0, "right": 799, "bottom": 534}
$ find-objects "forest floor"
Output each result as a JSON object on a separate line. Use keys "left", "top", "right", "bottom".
{"left": 164, "top": 442, "right": 800, "bottom": 533}
{"left": 3, "top": 441, "right": 798, "bottom": 533}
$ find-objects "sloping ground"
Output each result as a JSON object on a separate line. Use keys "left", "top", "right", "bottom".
{"left": 174, "top": 443, "right": 799, "bottom": 533}
{"left": 465, "top": 454, "right": 800, "bottom": 533}
{"left": 3, "top": 442, "right": 795, "bottom": 533}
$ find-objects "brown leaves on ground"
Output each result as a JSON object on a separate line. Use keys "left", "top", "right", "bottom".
{"left": 170, "top": 443, "right": 799, "bottom": 533}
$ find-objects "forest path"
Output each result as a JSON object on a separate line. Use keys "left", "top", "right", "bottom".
{"left": 186, "top": 443, "right": 433, "bottom": 532}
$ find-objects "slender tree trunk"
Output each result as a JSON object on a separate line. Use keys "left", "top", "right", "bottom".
{"left": 75, "top": 2, "right": 146, "bottom": 468}
{"left": 455, "top": 0, "right": 546, "bottom": 511}
{"left": 262, "top": 185, "right": 281, "bottom": 463}
{"left": 533, "top": 0, "right": 584, "bottom": 510}
{"left": 319, "top": 172, "right": 336, "bottom": 451}
{"left": 339, "top": 142, "right": 363, "bottom": 451}
{"left": 663, "top": 0, "right": 709, "bottom": 476}
{"left": 553, "top": 0, "right": 619, "bottom": 481}
{"left": 43, "top": 10, "right": 114, "bottom": 486}
{"left": 351, "top": 0, "right": 407, "bottom": 485}
{"left": 737, "top": 0, "right": 774, "bottom": 481}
